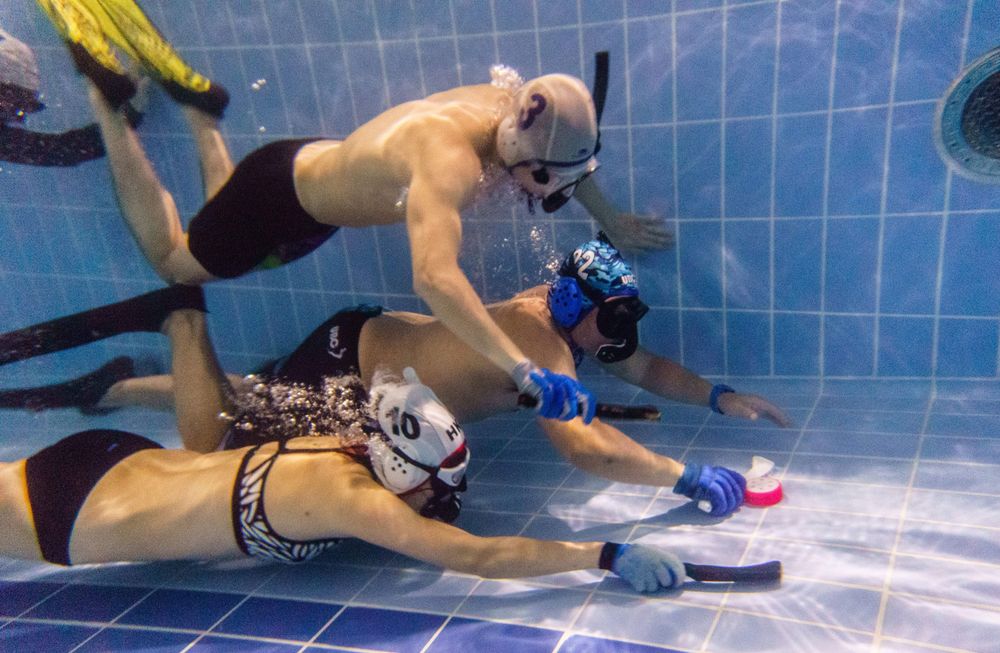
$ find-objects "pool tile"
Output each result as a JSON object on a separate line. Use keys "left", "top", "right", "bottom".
{"left": 0, "top": 622, "right": 98, "bottom": 652}
{"left": 905, "top": 488, "right": 1000, "bottom": 529}
{"left": 744, "top": 538, "right": 890, "bottom": 588}
{"left": 796, "top": 430, "right": 918, "bottom": 458}
{"left": 785, "top": 454, "right": 913, "bottom": 486}
{"left": 544, "top": 490, "right": 655, "bottom": 524}
{"left": 574, "top": 593, "right": 715, "bottom": 651}
{"left": 118, "top": 588, "right": 244, "bottom": 630}
{"left": 352, "top": 568, "right": 479, "bottom": 613}
{"left": 891, "top": 554, "right": 1000, "bottom": 606}
{"left": 191, "top": 636, "right": 301, "bottom": 652}
{"left": 73, "top": 626, "right": 197, "bottom": 652}
{"left": 707, "top": 612, "right": 872, "bottom": 652}
{"left": 926, "top": 413, "right": 1000, "bottom": 437}
{"left": 806, "top": 408, "right": 924, "bottom": 434}
{"left": 882, "top": 594, "right": 1000, "bottom": 652}
{"left": 723, "top": 578, "right": 881, "bottom": 631}
{"left": 25, "top": 583, "right": 150, "bottom": 622}
{"left": 759, "top": 506, "right": 900, "bottom": 551}
{"left": 457, "top": 580, "right": 590, "bottom": 629}
{"left": 474, "top": 459, "right": 575, "bottom": 488}
{"left": 913, "top": 461, "right": 1000, "bottom": 494}
{"left": 212, "top": 596, "right": 340, "bottom": 641}
{"left": 0, "top": 580, "right": 63, "bottom": 617}
{"left": 920, "top": 435, "right": 1000, "bottom": 463}
{"left": 257, "top": 562, "right": 380, "bottom": 603}
{"left": 561, "top": 635, "right": 685, "bottom": 652}
{"left": 426, "top": 617, "right": 561, "bottom": 653}
{"left": 897, "top": 521, "right": 1000, "bottom": 566}
{"left": 316, "top": 606, "right": 445, "bottom": 653}
{"left": 778, "top": 479, "right": 907, "bottom": 517}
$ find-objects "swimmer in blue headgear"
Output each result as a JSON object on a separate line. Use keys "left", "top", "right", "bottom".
{"left": 54, "top": 21, "right": 672, "bottom": 425}
{"left": 547, "top": 231, "right": 650, "bottom": 365}
{"left": 1, "top": 235, "right": 789, "bottom": 519}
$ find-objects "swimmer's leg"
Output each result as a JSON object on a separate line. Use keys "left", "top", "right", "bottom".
{"left": 0, "top": 356, "right": 134, "bottom": 413}
{"left": 0, "top": 284, "right": 206, "bottom": 367}
{"left": 160, "top": 308, "right": 234, "bottom": 453}
{"left": 180, "top": 105, "right": 234, "bottom": 201}
{"left": 97, "top": 371, "right": 246, "bottom": 413}
{"left": 88, "top": 82, "right": 215, "bottom": 284}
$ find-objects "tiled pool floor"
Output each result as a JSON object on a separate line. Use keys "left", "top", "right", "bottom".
{"left": 1, "top": 377, "right": 999, "bottom": 652}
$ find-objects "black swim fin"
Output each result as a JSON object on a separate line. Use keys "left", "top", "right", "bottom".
{"left": 0, "top": 356, "right": 135, "bottom": 413}
{"left": 0, "top": 284, "right": 205, "bottom": 367}
{"left": 66, "top": 41, "right": 137, "bottom": 109}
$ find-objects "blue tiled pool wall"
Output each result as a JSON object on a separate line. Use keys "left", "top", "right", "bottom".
{"left": 1, "top": 0, "right": 999, "bottom": 387}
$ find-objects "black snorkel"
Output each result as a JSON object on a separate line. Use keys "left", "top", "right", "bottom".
{"left": 536, "top": 51, "right": 610, "bottom": 213}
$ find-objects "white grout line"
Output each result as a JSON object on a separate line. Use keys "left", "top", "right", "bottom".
{"left": 871, "top": 0, "right": 906, "bottom": 376}
{"left": 767, "top": 0, "right": 783, "bottom": 377}
{"left": 817, "top": 0, "right": 843, "bottom": 382}
{"left": 719, "top": 3, "right": 730, "bottom": 378}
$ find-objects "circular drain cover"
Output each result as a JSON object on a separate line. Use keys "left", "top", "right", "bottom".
{"left": 936, "top": 47, "right": 1000, "bottom": 183}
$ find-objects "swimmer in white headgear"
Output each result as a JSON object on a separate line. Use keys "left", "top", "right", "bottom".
{"left": 368, "top": 367, "right": 469, "bottom": 522}
{"left": 78, "top": 47, "right": 672, "bottom": 429}
{"left": 0, "top": 300, "right": 696, "bottom": 593}
{"left": 496, "top": 73, "right": 601, "bottom": 213}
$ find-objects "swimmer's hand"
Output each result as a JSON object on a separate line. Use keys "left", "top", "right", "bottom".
{"left": 716, "top": 392, "right": 792, "bottom": 427}
{"left": 673, "top": 464, "right": 746, "bottom": 517}
{"left": 511, "top": 360, "right": 596, "bottom": 424}
{"left": 601, "top": 213, "right": 674, "bottom": 253}
{"left": 602, "top": 543, "right": 685, "bottom": 592}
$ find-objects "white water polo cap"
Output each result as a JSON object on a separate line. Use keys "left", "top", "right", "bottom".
{"left": 497, "top": 74, "right": 600, "bottom": 212}
{"left": 371, "top": 368, "right": 469, "bottom": 495}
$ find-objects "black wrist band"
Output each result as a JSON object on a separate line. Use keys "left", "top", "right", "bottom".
{"left": 599, "top": 542, "right": 623, "bottom": 571}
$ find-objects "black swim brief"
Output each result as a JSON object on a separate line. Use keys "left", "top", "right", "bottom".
{"left": 223, "top": 305, "right": 383, "bottom": 450}
{"left": 258, "top": 304, "right": 383, "bottom": 386}
{"left": 24, "top": 429, "right": 163, "bottom": 565}
{"left": 187, "top": 138, "right": 338, "bottom": 278}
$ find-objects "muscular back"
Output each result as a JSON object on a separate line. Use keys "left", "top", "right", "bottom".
{"left": 358, "top": 289, "right": 576, "bottom": 422}
{"left": 294, "top": 84, "right": 511, "bottom": 227}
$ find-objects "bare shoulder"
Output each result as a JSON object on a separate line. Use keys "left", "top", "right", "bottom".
{"left": 494, "top": 290, "right": 575, "bottom": 373}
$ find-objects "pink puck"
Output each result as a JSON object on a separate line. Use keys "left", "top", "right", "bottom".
{"left": 744, "top": 476, "right": 783, "bottom": 507}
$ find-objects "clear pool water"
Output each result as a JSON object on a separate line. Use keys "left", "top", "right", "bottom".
{"left": 1, "top": 1, "right": 998, "bottom": 652}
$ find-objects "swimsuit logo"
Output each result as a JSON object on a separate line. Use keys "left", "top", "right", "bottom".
{"left": 327, "top": 326, "right": 346, "bottom": 359}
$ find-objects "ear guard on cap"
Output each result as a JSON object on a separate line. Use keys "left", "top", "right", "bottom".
{"left": 371, "top": 368, "right": 469, "bottom": 495}
{"left": 547, "top": 276, "right": 594, "bottom": 329}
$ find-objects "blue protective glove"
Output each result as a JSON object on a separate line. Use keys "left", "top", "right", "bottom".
{"left": 604, "top": 543, "right": 685, "bottom": 593}
{"left": 512, "top": 360, "right": 596, "bottom": 424}
{"left": 673, "top": 463, "right": 746, "bottom": 517}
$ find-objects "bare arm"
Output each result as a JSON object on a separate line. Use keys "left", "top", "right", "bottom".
{"left": 540, "top": 416, "right": 685, "bottom": 486}
{"left": 607, "top": 348, "right": 790, "bottom": 427}
{"left": 343, "top": 479, "right": 603, "bottom": 579}
{"left": 405, "top": 149, "right": 527, "bottom": 377}
{"left": 572, "top": 176, "right": 674, "bottom": 252}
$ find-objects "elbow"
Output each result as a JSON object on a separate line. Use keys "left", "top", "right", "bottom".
{"left": 411, "top": 264, "right": 453, "bottom": 303}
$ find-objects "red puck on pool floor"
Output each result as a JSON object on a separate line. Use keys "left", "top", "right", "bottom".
{"left": 744, "top": 476, "right": 783, "bottom": 506}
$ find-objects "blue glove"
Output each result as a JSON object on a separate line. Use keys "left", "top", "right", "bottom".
{"left": 673, "top": 463, "right": 746, "bottom": 517}
{"left": 601, "top": 543, "right": 685, "bottom": 593}
{"left": 512, "top": 361, "right": 596, "bottom": 424}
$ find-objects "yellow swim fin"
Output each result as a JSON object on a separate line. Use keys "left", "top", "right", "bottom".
{"left": 35, "top": 0, "right": 137, "bottom": 108}
{"left": 36, "top": 0, "right": 228, "bottom": 117}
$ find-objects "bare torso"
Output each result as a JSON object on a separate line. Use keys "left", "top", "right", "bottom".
{"left": 358, "top": 288, "right": 577, "bottom": 423}
{"left": 293, "top": 84, "right": 511, "bottom": 227}
{"left": 0, "top": 437, "right": 371, "bottom": 564}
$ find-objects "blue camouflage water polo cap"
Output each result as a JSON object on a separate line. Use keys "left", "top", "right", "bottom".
{"left": 548, "top": 231, "right": 641, "bottom": 329}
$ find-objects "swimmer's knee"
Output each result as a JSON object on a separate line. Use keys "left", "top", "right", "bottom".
{"left": 155, "top": 246, "right": 216, "bottom": 285}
